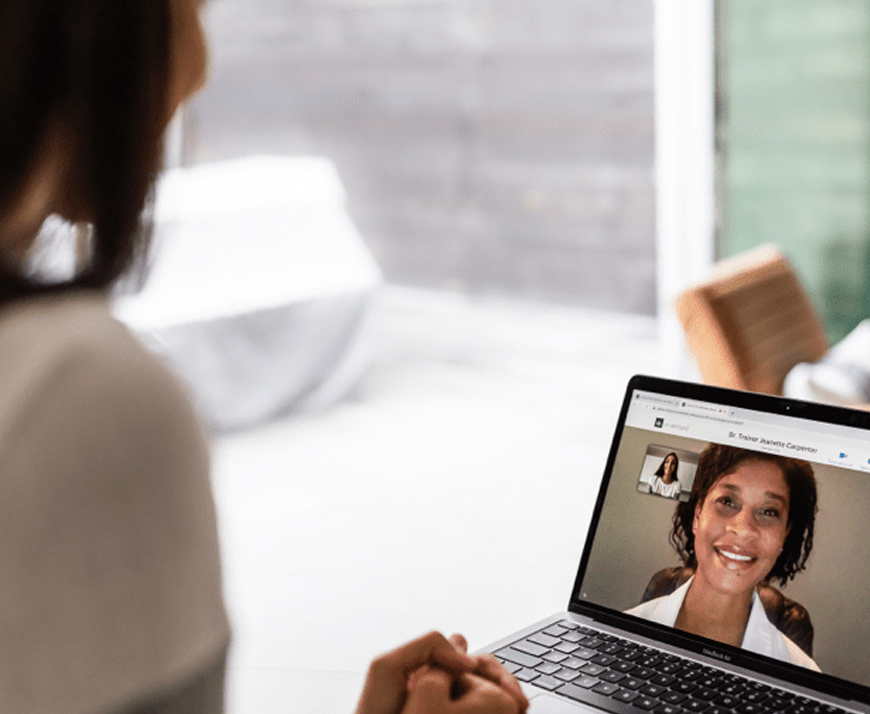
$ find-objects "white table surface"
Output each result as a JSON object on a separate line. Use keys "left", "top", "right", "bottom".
{"left": 210, "top": 287, "right": 662, "bottom": 713}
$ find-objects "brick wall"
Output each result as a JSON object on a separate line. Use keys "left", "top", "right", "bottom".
{"left": 190, "top": 0, "right": 656, "bottom": 313}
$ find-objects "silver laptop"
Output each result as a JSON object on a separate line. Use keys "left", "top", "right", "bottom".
{"left": 483, "top": 375, "right": 869, "bottom": 714}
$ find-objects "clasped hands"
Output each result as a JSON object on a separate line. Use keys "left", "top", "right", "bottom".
{"left": 355, "top": 631, "right": 530, "bottom": 714}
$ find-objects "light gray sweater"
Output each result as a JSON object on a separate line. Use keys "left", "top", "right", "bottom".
{"left": 0, "top": 292, "right": 230, "bottom": 714}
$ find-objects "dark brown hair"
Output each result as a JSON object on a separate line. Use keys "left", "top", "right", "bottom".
{"left": 670, "top": 444, "right": 817, "bottom": 587}
{"left": 654, "top": 452, "right": 680, "bottom": 483}
{"left": 0, "top": 0, "right": 172, "bottom": 301}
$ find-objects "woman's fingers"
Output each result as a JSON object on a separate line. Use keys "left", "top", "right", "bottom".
{"left": 471, "top": 653, "right": 529, "bottom": 711}
{"left": 354, "top": 631, "right": 529, "bottom": 714}
{"left": 448, "top": 633, "right": 468, "bottom": 653}
{"left": 355, "top": 632, "right": 477, "bottom": 714}
{"left": 404, "top": 671, "right": 520, "bottom": 714}
{"left": 404, "top": 666, "right": 455, "bottom": 712}
{"left": 446, "top": 632, "right": 527, "bottom": 711}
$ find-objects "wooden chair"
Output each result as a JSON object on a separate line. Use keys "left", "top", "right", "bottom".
{"left": 675, "top": 245, "right": 829, "bottom": 395}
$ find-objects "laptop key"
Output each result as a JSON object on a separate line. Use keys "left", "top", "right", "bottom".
{"left": 562, "top": 631, "right": 586, "bottom": 643}
{"left": 601, "top": 671, "right": 626, "bottom": 684}
{"left": 662, "top": 692, "right": 688, "bottom": 705}
{"left": 634, "top": 696, "right": 660, "bottom": 710}
{"left": 683, "top": 699, "right": 711, "bottom": 712}
{"left": 593, "top": 654, "right": 617, "bottom": 667}
{"left": 528, "top": 633, "right": 561, "bottom": 649}
{"left": 704, "top": 705, "right": 731, "bottom": 714}
{"left": 655, "top": 705, "right": 682, "bottom": 714}
{"left": 496, "top": 659, "right": 522, "bottom": 674}
{"left": 714, "top": 695, "right": 741, "bottom": 708}
{"left": 514, "top": 640, "right": 549, "bottom": 657}
{"left": 613, "top": 661, "right": 637, "bottom": 674}
{"left": 562, "top": 657, "right": 588, "bottom": 670}
{"left": 535, "top": 662, "right": 562, "bottom": 675}
{"left": 556, "top": 642, "right": 581, "bottom": 654}
{"left": 736, "top": 702, "right": 767, "bottom": 714}
{"left": 785, "top": 705, "right": 819, "bottom": 714}
{"left": 659, "top": 663, "right": 685, "bottom": 676}
{"left": 543, "top": 625, "right": 569, "bottom": 637}
{"left": 640, "top": 684, "right": 667, "bottom": 698}
{"left": 614, "top": 689, "right": 641, "bottom": 704}
{"left": 621, "top": 677, "right": 645, "bottom": 690}
{"left": 494, "top": 647, "right": 542, "bottom": 669}
{"left": 554, "top": 668, "right": 582, "bottom": 682}
{"left": 513, "top": 668, "right": 541, "bottom": 683}
{"left": 575, "top": 676, "right": 601, "bottom": 689}
{"left": 555, "top": 682, "right": 595, "bottom": 703}
{"left": 592, "top": 682, "right": 621, "bottom": 696}
{"left": 573, "top": 647, "right": 598, "bottom": 660}
{"left": 694, "top": 688, "right": 720, "bottom": 701}
{"left": 542, "top": 651, "right": 569, "bottom": 664}
{"left": 581, "top": 663, "right": 607, "bottom": 677}
{"left": 533, "top": 675, "right": 563, "bottom": 692}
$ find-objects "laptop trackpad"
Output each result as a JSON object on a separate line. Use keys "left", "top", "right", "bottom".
{"left": 529, "top": 693, "right": 598, "bottom": 713}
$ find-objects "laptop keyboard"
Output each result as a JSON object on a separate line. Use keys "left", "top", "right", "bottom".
{"left": 493, "top": 620, "right": 846, "bottom": 714}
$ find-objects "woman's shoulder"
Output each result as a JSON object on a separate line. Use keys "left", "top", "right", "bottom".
{"left": 0, "top": 291, "right": 228, "bottom": 713}
{"left": 0, "top": 291, "right": 201, "bottom": 437}
{"left": 0, "top": 290, "right": 211, "bottom": 500}
{"left": 781, "top": 632, "right": 821, "bottom": 672}
{"left": 0, "top": 290, "right": 159, "bottom": 376}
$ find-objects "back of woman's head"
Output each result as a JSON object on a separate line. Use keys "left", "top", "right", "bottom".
{"left": 0, "top": 0, "right": 172, "bottom": 300}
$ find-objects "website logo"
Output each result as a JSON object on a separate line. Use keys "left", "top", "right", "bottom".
{"left": 654, "top": 417, "right": 664, "bottom": 428}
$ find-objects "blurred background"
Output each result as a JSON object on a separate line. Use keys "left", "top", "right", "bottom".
{"left": 717, "top": 0, "right": 870, "bottom": 343}
{"left": 185, "top": 0, "right": 657, "bottom": 313}
{"left": 122, "top": 1, "right": 870, "bottom": 711}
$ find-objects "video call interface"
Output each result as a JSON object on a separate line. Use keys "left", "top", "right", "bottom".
{"left": 577, "top": 392, "right": 870, "bottom": 691}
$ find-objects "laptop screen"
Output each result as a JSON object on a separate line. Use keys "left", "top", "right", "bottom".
{"left": 573, "top": 376, "right": 870, "bottom": 698}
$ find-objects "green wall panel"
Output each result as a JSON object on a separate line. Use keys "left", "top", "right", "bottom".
{"left": 718, "top": 0, "right": 870, "bottom": 341}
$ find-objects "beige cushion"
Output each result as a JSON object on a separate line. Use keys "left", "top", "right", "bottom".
{"left": 675, "top": 245, "right": 828, "bottom": 395}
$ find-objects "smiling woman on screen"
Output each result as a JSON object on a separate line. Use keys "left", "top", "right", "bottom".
{"left": 627, "top": 444, "right": 820, "bottom": 670}
{"left": 650, "top": 452, "right": 681, "bottom": 499}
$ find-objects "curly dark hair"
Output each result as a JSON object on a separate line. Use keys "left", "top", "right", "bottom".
{"left": 654, "top": 452, "right": 680, "bottom": 483}
{"left": 669, "top": 444, "right": 817, "bottom": 587}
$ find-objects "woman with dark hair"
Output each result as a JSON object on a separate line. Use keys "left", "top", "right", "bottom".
{"left": 0, "top": 2, "right": 525, "bottom": 713}
{"left": 650, "top": 452, "right": 681, "bottom": 499}
{"left": 627, "top": 444, "right": 819, "bottom": 670}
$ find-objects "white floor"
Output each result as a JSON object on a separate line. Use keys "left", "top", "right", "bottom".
{"left": 210, "top": 287, "right": 664, "bottom": 713}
